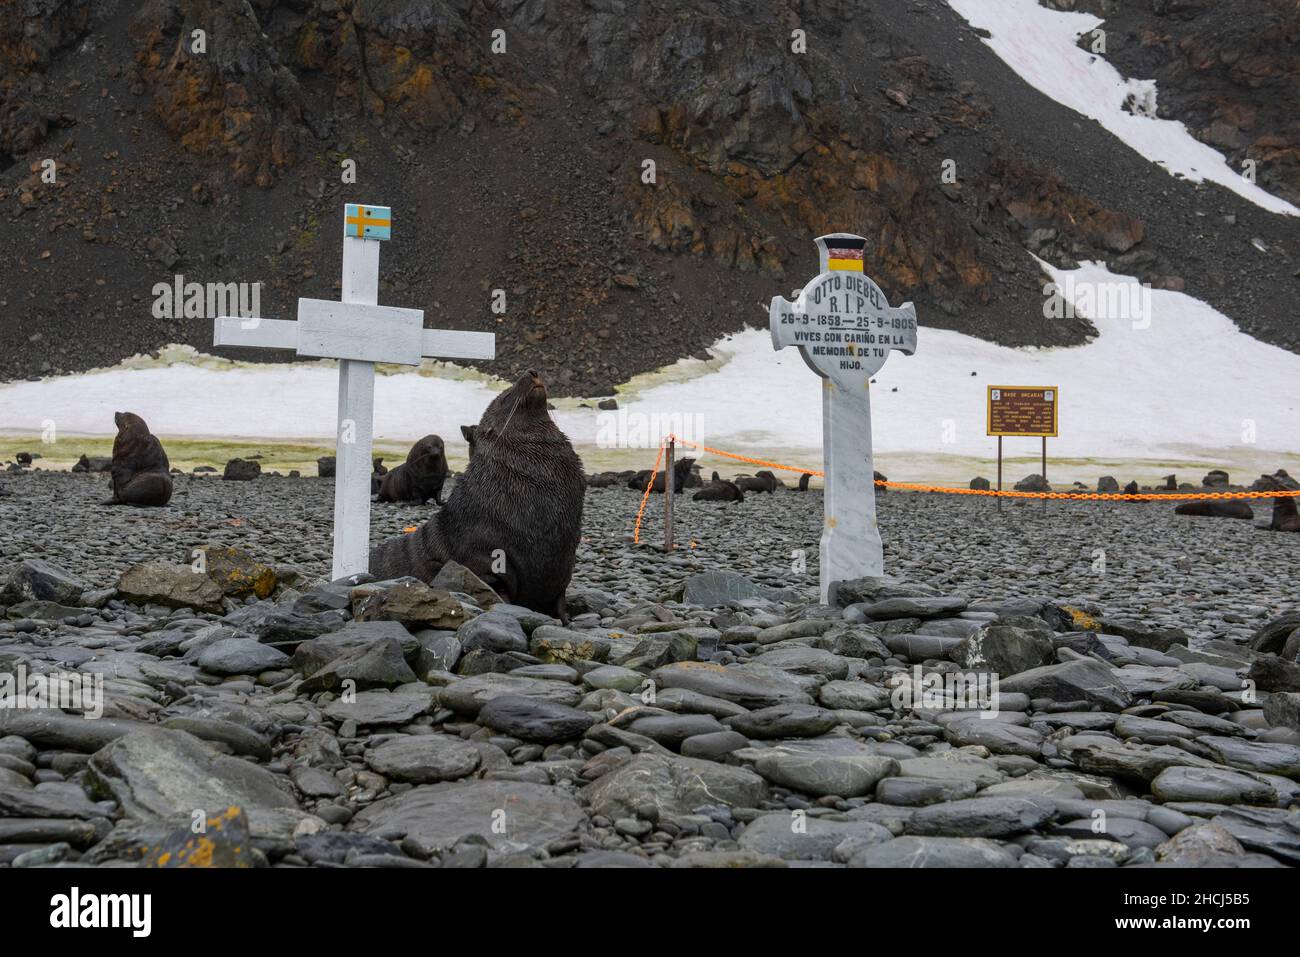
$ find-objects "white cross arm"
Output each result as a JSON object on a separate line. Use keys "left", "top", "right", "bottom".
{"left": 422, "top": 328, "right": 496, "bottom": 361}
{"left": 213, "top": 316, "right": 299, "bottom": 350}
{"left": 216, "top": 305, "right": 496, "bottom": 365}
{"left": 769, "top": 294, "right": 799, "bottom": 351}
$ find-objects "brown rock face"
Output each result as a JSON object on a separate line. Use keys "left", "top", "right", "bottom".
{"left": 989, "top": 157, "right": 1146, "bottom": 255}
{"left": 0, "top": 0, "right": 92, "bottom": 156}
{"left": 129, "top": 0, "right": 308, "bottom": 187}
{"left": 1081, "top": 0, "right": 1300, "bottom": 207}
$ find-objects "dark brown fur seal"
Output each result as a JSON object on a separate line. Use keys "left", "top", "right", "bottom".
{"left": 1174, "top": 501, "right": 1253, "bottom": 520}
{"left": 107, "top": 412, "right": 172, "bottom": 507}
{"left": 370, "top": 458, "right": 388, "bottom": 496}
{"left": 370, "top": 372, "right": 585, "bottom": 620}
{"left": 645, "top": 457, "right": 695, "bottom": 494}
{"left": 378, "top": 435, "right": 448, "bottom": 504}
{"left": 796, "top": 472, "right": 811, "bottom": 491}
{"left": 1262, "top": 476, "right": 1300, "bottom": 532}
{"left": 735, "top": 471, "right": 778, "bottom": 494}
{"left": 694, "top": 472, "right": 744, "bottom": 502}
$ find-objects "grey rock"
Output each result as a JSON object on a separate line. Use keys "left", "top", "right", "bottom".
{"left": 364, "top": 735, "right": 481, "bottom": 783}
{"left": 582, "top": 752, "right": 768, "bottom": 819}
{"left": 350, "top": 780, "right": 586, "bottom": 854}
{"left": 196, "top": 637, "right": 291, "bottom": 676}
{"left": 477, "top": 695, "right": 596, "bottom": 742}
{"left": 849, "top": 836, "right": 1017, "bottom": 867}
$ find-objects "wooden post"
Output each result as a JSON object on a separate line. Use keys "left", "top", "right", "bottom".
{"left": 1041, "top": 435, "right": 1047, "bottom": 510}
{"left": 997, "top": 435, "right": 1003, "bottom": 513}
{"left": 663, "top": 438, "right": 675, "bottom": 552}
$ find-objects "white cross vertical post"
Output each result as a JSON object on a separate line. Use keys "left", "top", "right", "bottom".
{"left": 769, "top": 233, "right": 918, "bottom": 603}
{"left": 334, "top": 229, "right": 380, "bottom": 580}
{"left": 212, "top": 203, "right": 496, "bottom": 581}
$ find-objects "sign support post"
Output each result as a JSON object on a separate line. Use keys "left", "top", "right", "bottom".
{"left": 987, "top": 385, "right": 1058, "bottom": 512}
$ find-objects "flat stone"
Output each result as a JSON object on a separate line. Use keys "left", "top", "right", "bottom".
{"left": 650, "top": 661, "right": 813, "bottom": 709}
{"left": 738, "top": 813, "right": 892, "bottom": 861}
{"left": 875, "top": 776, "right": 978, "bottom": 807}
{"left": 300, "top": 638, "right": 418, "bottom": 693}
{"left": 680, "top": 730, "right": 750, "bottom": 761}
{"left": 941, "top": 715, "right": 1044, "bottom": 757}
{"left": 582, "top": 752, "right": 768, "bottom": 819}
{"left": 456, "top": 611, "right": 528, "bottom": 655}
{"left": 818, "top": 680, "right": 892, "bottom": 712}
{"left": 1198, "top": 735, "right": 1300, "bottom": 778}
{"left": 849, "top": 835, "right": 1017, "bottom": 868}
{"left": 477, "top": 695, "right": 596, "bottom": 742}
{"left": 999, "top": 658, "right": 1134, "bottom": 711}
{"left": 908, "top": 796, "right": 1054, "bottom": 837}
{"left": 323, "top": 687, "right": 436, "bottom": 726}
{"left": 196, "top": 637, "right": 291, "bottom": 677}
{"left": 624, "top": 714, "right": 726, "bottom": 748}
{"left": 582, "top": 665, "right": 646, "bottom": 693}
{"left": 117, "top": 562, "right": 225, "bottom": 614}
{"left": 681, "top": 571, "right": 795, "bottom": 607}
{"left": 1053, "top": 816, "right": 1170, "bottom": 849}
{"left": 438, "top": 673, "right": 584, "bottom": 715}
{"left": 726, "top": 703, "right": 839, "bottom": 739}
{"left": 858, "top": 597, "right": 967, "bottom": 620}
{"left": 1150, "top": 766, "right": 1276, "bottom": 805}
{"left": 86, "top": 728, "right": 310, "bottom": 839}
{"left": 750, "top": 750, "right": 899, "bottom": 798}
{"left": 350, "top": 780, "right": 586, "bottom": 854}
{"left": 364, "top": 735, "right": 481, "bottom": 783}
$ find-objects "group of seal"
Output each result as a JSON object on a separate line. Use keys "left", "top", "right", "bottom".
{"left": 370, "top": 371, "right": 586, "bottom": 620}
{"left": 106, "top": 412, "right": 172, "bottom": 507}
{"left": 376, "top": 434, "right": 449, "bottom": 505}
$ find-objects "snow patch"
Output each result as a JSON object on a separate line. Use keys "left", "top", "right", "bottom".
{"left": 2, "top": 263, "right": 1297, "bottom": 486}
{"left": 946, "top": 0, "right": 1299, "bottom": 216}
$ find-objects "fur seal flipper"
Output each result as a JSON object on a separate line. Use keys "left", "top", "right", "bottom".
{"left": 370, "top": 372, "right": 585, "bottom": 620}
{"left": 107, "top": 412, "right": 172, "bottom": 507}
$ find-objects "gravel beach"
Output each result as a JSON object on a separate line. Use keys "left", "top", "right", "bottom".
{"left": 0, "top": 470, "right": 1297, "bottom": 870}
{"left": 1, "top": 471, "right": 1295, "bottom": 642}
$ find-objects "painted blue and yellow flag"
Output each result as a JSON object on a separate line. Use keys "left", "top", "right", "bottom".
{"left": 344, "top": 203, "right": 392, "bottom": 240}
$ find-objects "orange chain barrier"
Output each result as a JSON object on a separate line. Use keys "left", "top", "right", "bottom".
{"left": 631, "top": 441, "right": 666, "bottom": 544}
{"left": 658, "top": 434, "right": 1300, "bottom": 503}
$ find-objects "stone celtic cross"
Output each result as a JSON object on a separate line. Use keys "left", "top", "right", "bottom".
{"left": 769, "top": 233, "right": 918, "bottom": 601}
{"left": 214, "top": 203, "right": 496, "bottom": 579}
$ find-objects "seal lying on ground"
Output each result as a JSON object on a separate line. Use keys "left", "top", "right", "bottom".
{"left": 106, "top": 412, "right": 172, "bottom": 506}
{"left": 378, "top": 435, "right": 448, "bottom": 505}
{"left": 1174, "top": 501, "right": 1253, "bottom": 520}
{"left": 694, "top": 471, "right": 744, "bottom": 502}
{"left": 735, "top": 470, "right": 779, "bottom": 494}
{"left": 370, "top": 371, "right": 585, "bottom": 620}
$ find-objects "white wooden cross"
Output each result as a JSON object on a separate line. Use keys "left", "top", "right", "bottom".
{"left": 769, "top": 233, "right": 917, "bottom": 602}
{"left": 213, "top": 203, "right": 495, "bottom": 580}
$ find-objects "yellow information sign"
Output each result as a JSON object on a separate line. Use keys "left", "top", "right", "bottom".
{"left": 987, "top": 385, "right": 1058, "bottom": 437}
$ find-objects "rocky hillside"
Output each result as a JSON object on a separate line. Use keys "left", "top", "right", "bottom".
{"left": 1, "top": 0, "right": 1296, "bottom": 395}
